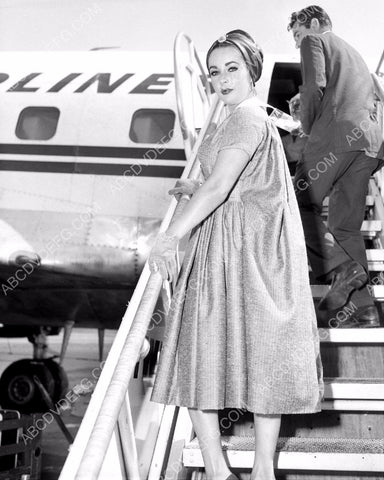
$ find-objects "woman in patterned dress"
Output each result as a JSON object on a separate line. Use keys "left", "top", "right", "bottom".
{"left": 149, "top": 30, "right": 323, "bottom": 480}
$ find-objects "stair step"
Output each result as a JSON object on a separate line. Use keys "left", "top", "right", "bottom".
{"left": 321, "top": 399, "right": 384, "bottom": 411}
{"left": 360, "top": 220, "right": 381, "bottom": 237}
{"left": 319, "top": 327, "right": 384, "bottom": 343}
{"left": 320, "top": 220, "right": 381, "bottom": 237}
{"left": 367, "top": 249, "right": 384, "bottom": 261}
{"left": 324, "top": 377, "right": 384, "bottom": 400}
{"left": 361, "top": 220, "right": 381, "bottom": 237}
{"left": 321, "top": 195, "right": 374, "bottom": 216}
{"left": 183, "top": 435, "right": 384, "bottom": 472}
{"left": 309, "top": 251, "right": 384, "bottom": 271}
{"left": 312, "top": 284, "right": 384, "bottom": 300}
{"left": 367, "top": 249, "right": 384, "bottom": 271}
{"left": 322, "top": 195, "right": 374, "bottom": 207}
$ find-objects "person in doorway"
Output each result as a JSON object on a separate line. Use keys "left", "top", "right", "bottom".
{"left": 288, "top": 5, "right": 384, "bottom": 327}
{"left": 148, "top": 29, "right": 323, "bottom": 480}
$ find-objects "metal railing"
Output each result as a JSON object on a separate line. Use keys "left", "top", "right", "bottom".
{"left": 59, "top": 36, "right": 222, "bottom": 475}
{"left": 173, "top": 32, "right": 212, "bottom": 158}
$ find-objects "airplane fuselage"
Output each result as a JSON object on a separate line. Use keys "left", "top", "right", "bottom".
{"left": 0, "top": 50, "right": 300, "bottom": 330}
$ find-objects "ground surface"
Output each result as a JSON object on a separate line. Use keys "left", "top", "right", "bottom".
{"left": 0, "top": 328, "right": 116, "bottom": 479}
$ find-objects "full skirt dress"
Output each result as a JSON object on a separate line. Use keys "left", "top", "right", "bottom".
{"left": 151, "top": 97, "right": 324, "bottom": 414}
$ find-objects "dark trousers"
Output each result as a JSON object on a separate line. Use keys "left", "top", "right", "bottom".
{"left": 294, "top": 151, "right": 380, "bottom": 308}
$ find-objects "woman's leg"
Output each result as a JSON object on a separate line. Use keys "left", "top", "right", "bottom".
{"left": 188, "top": 408, "right": 232, "bottom": 480}
{"left": 251, "top": 414, "right": 281, "bottom": 480}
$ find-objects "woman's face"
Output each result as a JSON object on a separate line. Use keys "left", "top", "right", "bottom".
{"left": 208, "top": 45, "right": 253, "bottom": 111}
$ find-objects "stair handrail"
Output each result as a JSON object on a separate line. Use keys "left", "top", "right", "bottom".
{"left": 174, "top": 31, "right": 212, "bottom": 158}
{"left": 59, "top": 95, "right": 222, "bottom": 480}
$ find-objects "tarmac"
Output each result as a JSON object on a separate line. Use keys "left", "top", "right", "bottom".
{"left": 0, "top": 328, "right": 116, "bottom": 479}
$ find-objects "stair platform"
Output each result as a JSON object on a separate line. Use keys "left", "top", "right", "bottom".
{"left": 183, "top": 435, "right": 384, "bottom": 472}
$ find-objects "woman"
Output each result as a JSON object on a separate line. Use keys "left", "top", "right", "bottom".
{"left": 149, "top": 30, "right": 323, "bottom": 480}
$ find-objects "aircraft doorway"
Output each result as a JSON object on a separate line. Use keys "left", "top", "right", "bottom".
{"left": 267, "top": 62, "right": 302, "bottom": 113}
{"left": 268, "top": 62, "right": 303, "bottom": 174}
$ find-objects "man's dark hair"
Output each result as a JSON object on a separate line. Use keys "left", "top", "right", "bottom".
{"left": 287, "top": 5, "right": 332, "bottom": 31}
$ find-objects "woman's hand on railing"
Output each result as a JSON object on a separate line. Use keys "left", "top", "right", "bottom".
{"left": 148, "top": 231, "right": 179, "bottom": 283}
{"left": 168, "top": 179, "right": 202, "bottom": 201}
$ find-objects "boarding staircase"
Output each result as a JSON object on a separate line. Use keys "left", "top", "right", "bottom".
{"left": 59, "top": 39, "right": 384, "bottom": 480}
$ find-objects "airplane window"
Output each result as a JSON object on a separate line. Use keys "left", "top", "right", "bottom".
{"left": 129, "top": 109, "right": 175, "bottom": 144}
{"left": 16, "top": 107, "right": 60, "bottom": 140}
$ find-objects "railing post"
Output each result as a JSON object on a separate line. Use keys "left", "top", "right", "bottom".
{"left": 117, "top": 392, "right": 140, "bottom": 480}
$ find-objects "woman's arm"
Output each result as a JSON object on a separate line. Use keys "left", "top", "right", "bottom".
{"left": 167, "top": 147, "right": 250, "bottom": 239}
{"left": 149, "top": 107, "right": 263, "bottom": 280}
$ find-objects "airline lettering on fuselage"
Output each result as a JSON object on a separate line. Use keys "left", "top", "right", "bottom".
{"left": 1, "top": 73, "right": 174, "bottom": 94}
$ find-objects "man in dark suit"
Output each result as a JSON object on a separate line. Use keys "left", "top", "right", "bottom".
{"left": 288, "top": 5, "right": 383, "bottom": 327}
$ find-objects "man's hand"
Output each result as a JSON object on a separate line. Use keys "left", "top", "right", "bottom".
{"left": 288, "top": 93, "right": 301, "bottom": 121}
{"left": 291, "top": 125, "right": 308, "bottom": 137}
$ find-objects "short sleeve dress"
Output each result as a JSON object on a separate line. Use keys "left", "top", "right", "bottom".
{"left": 151, "top": 97, "right": 324, "bottom": 414}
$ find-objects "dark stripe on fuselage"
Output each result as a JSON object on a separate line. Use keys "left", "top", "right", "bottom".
{"left": 0, "top": 143, "right": 186, "bottom": 161}
{"left": 0, "top": 159, "right": 185, "bottom": 177}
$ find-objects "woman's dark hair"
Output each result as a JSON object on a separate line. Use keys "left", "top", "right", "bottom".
{"left": 287, "top": 5, "right": 332, "bottom": 30}
{"left": 206, "top": 29, "right": 264, "bottom": 85}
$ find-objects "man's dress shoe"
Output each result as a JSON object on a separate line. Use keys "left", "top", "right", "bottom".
{"left": 342, "top": 305, "right": 380, "bottom": 328}
{"left": 318, "top": 260, "right": 368, "bottom": 311}
{"left": 317, "top": 305, "right": 381, "bottom": 328}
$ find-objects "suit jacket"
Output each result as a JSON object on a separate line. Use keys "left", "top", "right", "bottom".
{"left": 299, "top": 31, "right": 383, "bottom": 160}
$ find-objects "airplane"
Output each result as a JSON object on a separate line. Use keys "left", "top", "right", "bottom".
{"left": 0, "top": 48, "right": 302, "bottom": 413}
